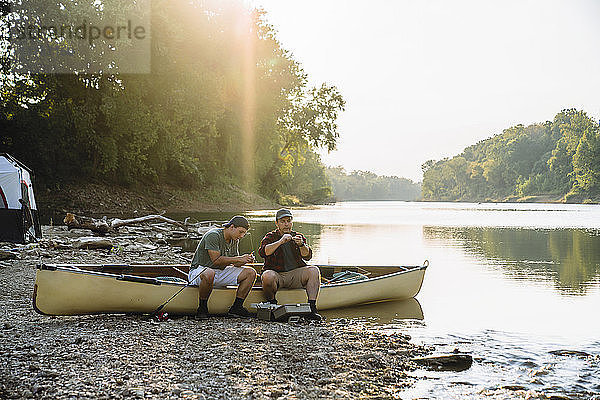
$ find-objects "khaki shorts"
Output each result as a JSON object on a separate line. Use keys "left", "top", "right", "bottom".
{"left": 269, "top": 266, "right": 313, "bottom": 289}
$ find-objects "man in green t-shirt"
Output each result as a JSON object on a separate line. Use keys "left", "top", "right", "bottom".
{"left": 188, "top": 215, "right": 256, "bottom": 319}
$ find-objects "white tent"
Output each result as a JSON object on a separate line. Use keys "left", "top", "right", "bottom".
{"left": 0, "top": 154, "right": 42, "bottom": 243}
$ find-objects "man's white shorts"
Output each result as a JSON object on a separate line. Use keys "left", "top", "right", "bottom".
{"left": 188, "top": 266, "right": 244, "bottom": 288}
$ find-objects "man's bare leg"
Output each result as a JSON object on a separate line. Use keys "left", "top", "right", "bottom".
{"left": 301, "top": 266, "right": 322, "bottom": 321}
{"left": 198, "top": 268, "right": 215, "bottom": 300}
{"left": 301, "top": 266, "right": 321, "bottom": 300}
{"left": 235, "top": 266, "right": 257, "bottom": 299}
{"left": 196, "top": 268, "right": 215, "bottom": 319}
{"left": 228, "top": 267, "right": 258, "bottom": 318}
{"left": 261, "top": 270, "right": 279, "bottom": 302}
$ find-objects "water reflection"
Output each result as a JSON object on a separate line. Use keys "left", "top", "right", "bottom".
{"left": 321, "top": 298, "right": 424, "bottom": 323}
{"left": 423, "top": 227, "right": 600, "bottom": 294}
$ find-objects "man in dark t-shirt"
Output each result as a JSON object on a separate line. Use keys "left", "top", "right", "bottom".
{"left": 258, "top": 209, "right": 322, "bottom": 321}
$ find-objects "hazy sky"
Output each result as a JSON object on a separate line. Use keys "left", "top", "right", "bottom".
{"left": 250, "top": 0, "right": 600, "bottom": 181}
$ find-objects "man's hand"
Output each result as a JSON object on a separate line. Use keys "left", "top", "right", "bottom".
{"left": 264, "top": 234, "right": 292, "bottom": 256}
{"left": 237, "top": 253, "right": 254, "bottom": 265}
{"left": 292, "top": 235, "right": 304, "bottom": 247}
{"left": 280, "top": 234, "right": 293, "bottom": 244}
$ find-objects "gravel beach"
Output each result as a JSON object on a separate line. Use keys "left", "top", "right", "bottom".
{"left": 1, "top": 226, "right": 430, "bottom": 399}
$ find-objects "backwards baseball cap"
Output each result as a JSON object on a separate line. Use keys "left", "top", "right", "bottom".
{"left": 223, "top": 215, "right": 250, "bottom": 229}
{"left": 276, "top": 208, "right": 293, "bottom": 221}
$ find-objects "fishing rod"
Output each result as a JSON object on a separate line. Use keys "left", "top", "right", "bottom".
{"left": 146, "top": 281, "right": 192, "bottom": 320}
{"left": 145, "top": 255, "right": 221, "bottom": 320}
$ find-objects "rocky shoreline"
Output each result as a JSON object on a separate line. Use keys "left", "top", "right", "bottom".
{"left": 1, "top": 225, "right": 432, "bottom": 399}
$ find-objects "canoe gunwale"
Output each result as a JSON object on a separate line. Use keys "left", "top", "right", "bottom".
{"left": 36, "top": 263, "right": 427, "bottom": 290}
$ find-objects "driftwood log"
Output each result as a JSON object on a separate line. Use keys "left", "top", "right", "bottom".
{"left": 64, "top": 213, "right": 110, "bottom": 234}
{"left": 72, "top": 237, "right": 113, "bottom": 250}
{"left": 64, "top": 213, "right": 188, "bottom": 234}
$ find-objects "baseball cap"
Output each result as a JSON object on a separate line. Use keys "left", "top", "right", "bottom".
{"left": 223, "top": 215, "right": 250, "bottom": 229}
{"left": 276, "top": 208, "right": 293, "bottom": 221}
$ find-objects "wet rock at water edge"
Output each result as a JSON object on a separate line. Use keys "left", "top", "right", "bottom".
{"left": 411, "top": 353, "right": 473, "bottom": 372}
{"left": 500, "top": 385, "right": 528, "bottom": 391}
{"left": 548, "top": 349, "right": 592, "bottom": 358}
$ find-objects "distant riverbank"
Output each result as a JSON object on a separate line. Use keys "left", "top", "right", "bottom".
{"left": 421, "top": 193, "right": 598, "bottom": 204}
{"left": 34, "top": 182, "right": 597, "bottom": 225}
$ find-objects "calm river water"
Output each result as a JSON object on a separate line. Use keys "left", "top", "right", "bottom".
{"left": 193, "top": 202, "right": 600, "bottom": 399}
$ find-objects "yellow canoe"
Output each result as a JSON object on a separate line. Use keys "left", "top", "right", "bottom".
{"left": 33, "top": 262, "right": 428, "bottom": 316}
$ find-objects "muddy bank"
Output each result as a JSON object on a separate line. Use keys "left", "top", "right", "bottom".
{"left": 35, "top": 182, "right": 279, "bottom": 220}
{"left": 0, "top": 226, "right": 431, "bottom": 399}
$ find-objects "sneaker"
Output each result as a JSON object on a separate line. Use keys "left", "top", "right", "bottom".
{"left": 304, "top": 312, "right": 323, "bottom": 322}
{"left": 227, "top": 305, "right": 254, "bottom": 318}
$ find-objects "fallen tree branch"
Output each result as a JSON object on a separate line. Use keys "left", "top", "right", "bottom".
{"left": 110, "top": 215, "right": 187, "bottom": 231}
{"left": 64, "top": 213, "right": 193, "bottom": 235}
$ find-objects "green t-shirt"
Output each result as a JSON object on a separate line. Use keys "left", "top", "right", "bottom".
{"left": 191, "top": 228, "right": 239, "bottom": 270}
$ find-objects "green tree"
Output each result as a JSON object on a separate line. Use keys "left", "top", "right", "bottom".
{"left": 1, "top": 0, "right": 345, "bottom": 204}
{"left": 572, "top": 125, "right": 600, "bottom": 195}
{"left": 327, "top": 167, "right": 421, "bottom": 201}
{"left": 261, "top": 83, "right": 346, "bottom": 197}
{"left": 421, "top": 109, "right": 600, "bottom": 202}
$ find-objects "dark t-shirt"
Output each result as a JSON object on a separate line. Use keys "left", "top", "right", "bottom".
{"left": 258, "top": 229, "right": 312, "bottom": 272}
{"left": 281, "top": 241, "right": 300, "bottom": 271}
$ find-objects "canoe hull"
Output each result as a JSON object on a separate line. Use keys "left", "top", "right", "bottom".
{"left": 33, "top": 265, "right": 426, "bottom": 316}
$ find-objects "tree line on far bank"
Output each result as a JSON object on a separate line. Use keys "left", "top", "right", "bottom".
{"left": 326, "top": 167, "right": 421, "bottom": 201}
{"left": 0, "top": 0, "right": 344, "bottom": 205}
{"left": 421, "top": 109, "right": 600, "bottom": 203}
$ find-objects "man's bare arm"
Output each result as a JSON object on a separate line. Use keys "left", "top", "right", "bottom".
{"left": 293, "top": 235, "right": 310, "bottom": 257}
{"left": 298, "top": 243, "right": 310, "bottom": 257}
{"left": 263, "top": 234, "right": 292, "bottom": 256}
